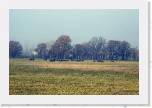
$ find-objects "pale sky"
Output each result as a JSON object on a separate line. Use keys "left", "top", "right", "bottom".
{"left": 9, "top": 9, "right": 139, "bottom": 49}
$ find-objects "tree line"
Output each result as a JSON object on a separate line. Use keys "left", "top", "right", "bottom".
{"left": 9, "top": 35, "right": 139, "bottom": 61}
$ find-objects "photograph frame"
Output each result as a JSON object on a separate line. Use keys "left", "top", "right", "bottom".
{"left": 0, "top": 0, "right": 149, "bottom": 106}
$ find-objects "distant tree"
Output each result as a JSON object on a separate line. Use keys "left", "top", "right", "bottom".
{"left": 73, "top": 44, "right": 85, "bottom": 60}
{"left": 128, "top": 47, "right": 139, "bottom": 61}
{"left": 119, "top": 41, "right": 131, "bottom": 60}
{"left": 33, "top": 35, "right": 138, "bottom": 61}
{"left": 89, "top": 37, "right": 98, "bottom": 60}
{"left": 106, "top": 40, "right": 121, "bottom": 60}
{"left": 81, "top": 42, "right": 91, "bottom": 60}
{"left": 64, "top": 47, "right": 74, "bottom": 60}
{"left": 9, "top": 40, "right": 23, "bottom": 58}
{"left": 35, "top": 43, "right": 48, "bottom": 60}
{"left": 106, "top": 40, "right": 131, "bottom": 60}
{"left": 96, "top": 37, "right": 106, "bottom": 60}
{"left": 89, "top": 37, "right": 106, "bottom": 61}
{"left": 52, "top": 35, "right": 72, "bottom": 60}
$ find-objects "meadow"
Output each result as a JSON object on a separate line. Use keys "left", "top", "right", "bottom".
{"left": 9, "top": 59, "right": 139, "bottom": 95}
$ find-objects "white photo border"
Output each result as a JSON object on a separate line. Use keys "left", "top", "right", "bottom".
{"left": 0, "top": 0, "right": 149, "bottom": 105}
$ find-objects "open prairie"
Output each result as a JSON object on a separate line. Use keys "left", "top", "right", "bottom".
{"left": 9, "top": 59, "right": 139, "bottom": 95}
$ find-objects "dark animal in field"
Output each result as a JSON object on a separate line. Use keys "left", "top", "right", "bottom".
{"left": 111, "top": 60, "right": 115, "bottom": 62}
{"left": 97, "top": 60, "right": 104, "bottom": 62}
{"left": 49, "top": 58, "right": 55, "bottom": 62}
{"left": 29, "top": 58, "right": 34, "bottom": 61}
{"left": 61, "top": 59, "right": 69, "bottom": 61}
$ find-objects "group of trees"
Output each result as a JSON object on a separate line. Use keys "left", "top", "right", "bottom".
{"left": 9, "top": 35, "right": 139, "bottom": 61}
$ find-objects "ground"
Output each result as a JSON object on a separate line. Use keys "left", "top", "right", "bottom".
{"left": 9, "top": 59, "right": 139, "bottom": 95}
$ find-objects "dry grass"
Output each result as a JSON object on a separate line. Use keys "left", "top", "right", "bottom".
{"left": 9, "top": 58, "right": 139, "bottom": 95}
{"left": 11, "top": 59, "right": 138, "bottom": 73}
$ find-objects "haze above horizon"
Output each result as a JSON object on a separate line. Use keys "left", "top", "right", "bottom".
{"left": 10, "top": 9, "right": 139, "bottom": 49}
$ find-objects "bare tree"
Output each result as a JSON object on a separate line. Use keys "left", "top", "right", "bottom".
{"left": 35, "top": 43, "right": 48, "bottom": 60}
{"left": 119, "top": 41, "right": 131, "bottom": 60}
{"left": 9, "top": 40, "right": 23, "bottom": 58}
{"left": 89, "top": 37, "right": 106, "bottom": 61}
{"left": 128, "top": 47, "right": 139, "bottom": 61}
{"left": 51, "top": 35, "right": 72, "bottom": 60}
{"left": 106, "top": 40, "right": 121, "bottom": 60}
{"left": 73, "top": 44, "right": 85, "bottom": 60}
{"left": 30, "top": 35, "right": 138, "bottom": 62}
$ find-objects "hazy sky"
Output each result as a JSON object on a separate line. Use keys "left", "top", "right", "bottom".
{"left": 10, "top": 9, "right": 139, "bottom": 49}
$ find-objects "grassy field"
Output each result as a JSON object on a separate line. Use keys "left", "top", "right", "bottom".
{"left": 9, "top": 59, "right": 139, "bottom": 95}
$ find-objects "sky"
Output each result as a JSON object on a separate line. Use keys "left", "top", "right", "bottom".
{"left": 9, "top": 9, "right": 139, "bottom": 49}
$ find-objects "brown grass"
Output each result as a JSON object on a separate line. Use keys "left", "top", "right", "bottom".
{"left": 12, "top": 59, "right": 138, "bottom": 73}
